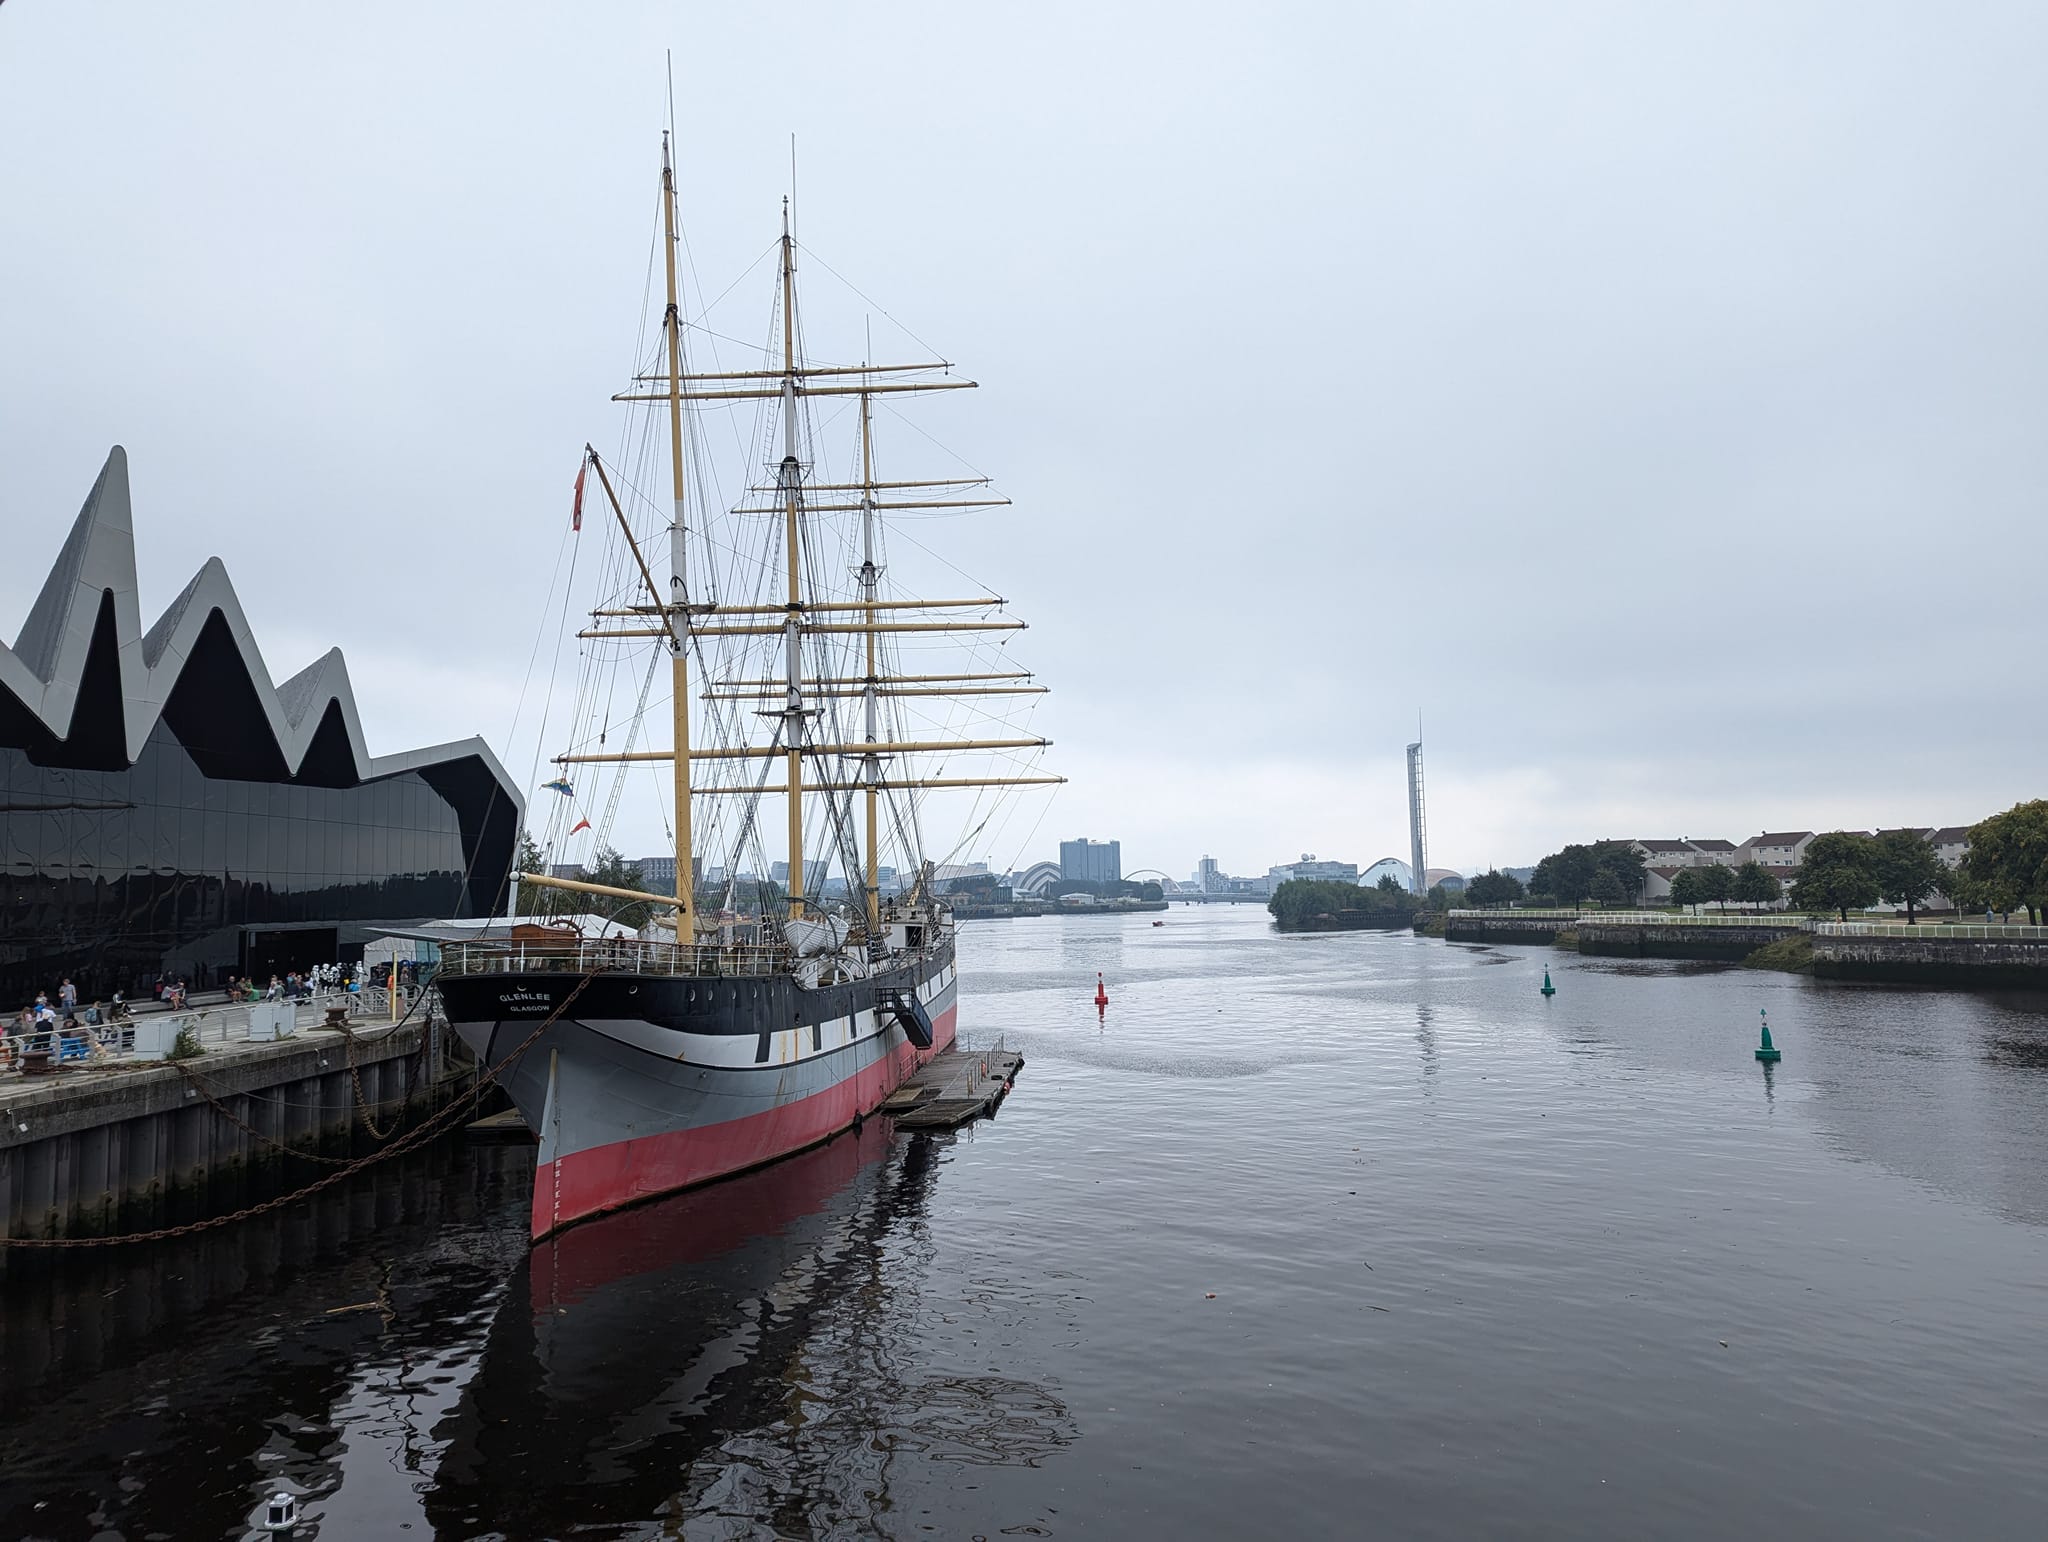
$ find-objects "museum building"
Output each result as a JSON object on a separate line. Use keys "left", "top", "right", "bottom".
{"left": 0, "top": 448, "right": 521, "bottom": 1002}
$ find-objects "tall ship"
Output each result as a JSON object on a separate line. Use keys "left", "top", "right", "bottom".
{"left": 438, "top": 137, "right": 1059, "bottom": 1240}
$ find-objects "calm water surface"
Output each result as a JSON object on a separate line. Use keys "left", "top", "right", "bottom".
{"left": 4, "top": 908, "right": 2047, "bottom": 1539}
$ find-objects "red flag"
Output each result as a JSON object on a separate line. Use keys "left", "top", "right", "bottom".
{"left": 570, "top": 817, "right": 591, "bottom": 835}
{"left": 572, "top": 453, "right": 589, "bottom": 532}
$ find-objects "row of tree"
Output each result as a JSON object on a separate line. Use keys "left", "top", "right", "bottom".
{"left": 1269, "top": 876, "right": 1421, "bottom": 929}
{"left": 1528, "top": 842, "right": 1648, "bottom": 906}
{"left": 1791, "top": 803, "right": 2048, "bottom": 924}
{"left": 1954, "top": 801, "right": 2048, "bottom": 924}
{"left": 1669, "top": 861, "right": 1782, "bottom": 909}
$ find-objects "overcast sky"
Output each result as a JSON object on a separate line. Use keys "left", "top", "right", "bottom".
{"left": 4, "top": 2, "right": 2043, "bottom": 882}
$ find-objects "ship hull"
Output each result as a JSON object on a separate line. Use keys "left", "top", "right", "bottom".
{"left": 438, "top": 941, "right": 956, "bottom": 1239}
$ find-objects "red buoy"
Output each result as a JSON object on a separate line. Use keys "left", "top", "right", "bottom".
{"left": 1094, "top": 972, "right": 1109, "bottom": 1012}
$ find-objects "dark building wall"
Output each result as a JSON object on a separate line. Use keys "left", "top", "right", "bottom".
{"left": 1, "top": 722, "right": 514, "bottom": 1001}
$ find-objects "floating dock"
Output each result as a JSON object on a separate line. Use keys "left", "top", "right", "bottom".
{"left": 881, "top": 1042, "right": 1024, "bottom": 1129}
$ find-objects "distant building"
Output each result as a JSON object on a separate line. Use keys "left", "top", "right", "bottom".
{"left": 1361, "top": 857, "right": 1413, "bottom": 890}
{"left": 1423, "top": 868, "right": 1465, "bottom": 893}
{"left": 632, "top": 855, "right": 702, "bottom": 894}
{"left": 1013, "top": 860, "right": 1061, "bottom": 897}
{"left": 1270, "top": 854, "right": 1359, "bottom": 886}
{"left": 1688, "top": 839, "right": 1740, "bottom": 867}
{"left": 1060, "top": 838, "right": 1122, "bottom": 885}
{"left": 769, "top": 859, "right": 831, "bottom": 888}
{"left": 1196, "top": 854, "right": 1222, "bottom": 894}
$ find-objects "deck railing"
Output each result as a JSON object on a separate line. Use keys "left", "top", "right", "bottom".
{"left": 1, "top": 987, "right": 421, "bottom": 1069}
{"left": 440, "top": 938, "right": 799, "bottom": 979}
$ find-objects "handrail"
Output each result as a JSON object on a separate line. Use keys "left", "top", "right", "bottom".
{"left": 1814, "top": 921, "right": 2048, "bottom": 940}
{"left": 1448, "top": 909, "right": 1807, "bottom": 927}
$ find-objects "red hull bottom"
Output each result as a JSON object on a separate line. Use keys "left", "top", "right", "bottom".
{"left": 531, "top": 1004, "right": 957, "bottom": 1238}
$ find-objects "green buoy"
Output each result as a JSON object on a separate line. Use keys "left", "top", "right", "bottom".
{"left": 1754, "top": 1007, "right": 1780, "bottom": 1062}
{"left": 1540, "top": 969, "right": 1556, "bottom": 998}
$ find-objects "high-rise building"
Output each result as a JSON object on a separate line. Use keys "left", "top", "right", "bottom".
{"left": 1059, "top": 837, "right": 1122, "bottom": 885}
{"left": 1196, "top": 854, "right": 1221, "bottom": 893}
{"left": 632, "top": 855, "right": 701, "bottom": 894}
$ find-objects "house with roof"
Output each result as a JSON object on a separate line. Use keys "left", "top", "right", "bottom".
{"left": 1739, "top": 832, "right": 1816, "bottom": 869}
{"left": 1687, "top": 838, "right": 1740, "bottom": 867}
{"left": 1631, "top": 839, "right": 1700, "bottom": 868}
{"left": 1928, "top": 827, "right": 1973, "bottom": 868}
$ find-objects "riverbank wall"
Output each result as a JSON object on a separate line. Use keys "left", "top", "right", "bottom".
{"left": 0, "top": 1018, "right": 452, "bottom": 1244}
{"left": 1444, "top": 914, "right": 1572, "bottom": 945}
{"left": 1277, "top": 911, "right": 1418, "bottom": 934}
{"left": 1578, "top": 921, "right": 1803, "bottom": 962}
{"left": 1811, "top": 925, "right": 2048, "bottom": 987}
{"left": 953, "top": 899, "right": 1169, "bottom": 921}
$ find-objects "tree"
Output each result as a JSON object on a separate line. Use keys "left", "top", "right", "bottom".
{"left": 579, "top": 845, "right": 658, "bottom": 930}
{"left": 1465, "top": 869, "right": 1525, "bottom": 907}
{"left": 1376, "top": 872, "right": 1405, "bottom": 896}
{"left": 1960, "top": 800, "right": 2048, "bottom": 926}
{"left": 1590, "top": 842, "right": 1647, "bottom": 905}
{"left": 1668, "top": 868, "right": 1706, "bottom": 909}
{"left": 1532, "top": 845, "right": 1597, "bottom": 905}
{"left": 1269, "top": 878, "right": 1418, "bottom": 928}
{"left": 1732, "top": 860, "right": 1781, "bottom": 909}
{"left": 1697, "top": 863, "right": 1735, "bottom": 908}
{"left": 1872, "top": 829, "right": 1944, "bottom": 924}
{"left": 514, "top": 830, "right": 574, "bottom": 919}
{"left": 1589, "top": 869, "right": 1627, "bottom": 906}
{"left": 1789, "top": 832, "right": 1880, "bottom": 920}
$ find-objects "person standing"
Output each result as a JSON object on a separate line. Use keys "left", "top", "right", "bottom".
{"left": 59, "top": 979, "right": 77, "bottom": 1013}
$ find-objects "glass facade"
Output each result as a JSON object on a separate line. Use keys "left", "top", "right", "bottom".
{"left": 1, "top": 715, "right": 516, "bottom": 1005}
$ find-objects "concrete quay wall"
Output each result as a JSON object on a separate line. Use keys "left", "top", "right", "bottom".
{"left": 1578, "top": 923, "right": 1795, "bottom": 962}
{"left": 0, "top": 1023, "right": 437, "bottom": 1242}
{"left": 1812, "top": 934, "right": 2048, "bottom": 987}
{"left": 1445, "top": 915, "right": 1570, "bottom": 945}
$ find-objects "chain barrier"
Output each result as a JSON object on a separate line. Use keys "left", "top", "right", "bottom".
{"left": 0, "top": 971, "right": 598, "bottom": 1249}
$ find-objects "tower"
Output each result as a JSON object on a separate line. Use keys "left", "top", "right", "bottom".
{"left": 1406, "top": 739, "right": 1428, "bottom": 895}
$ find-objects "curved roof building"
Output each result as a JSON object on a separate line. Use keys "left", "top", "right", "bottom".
{"left": 1, "top": 449, "right": 521, "bottom": 999}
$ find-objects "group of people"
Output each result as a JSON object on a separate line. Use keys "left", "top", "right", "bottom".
{"left": 222, "top": 964, "right": 354, "bottom": 1002}
{"left": 6, "top": 958, "right": 417, "bottom": 1070}
{"left": 4, "top": 978, "right": 128, "bottom": 1062}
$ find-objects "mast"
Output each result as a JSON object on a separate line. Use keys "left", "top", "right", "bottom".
{"left": 777, "top": 201, "right": 806, "bottom": 921}
{"left": 659, "top": 136, "right": 695, "bottom": 927}
{"left": 859, "top": 384, "right": 882, "bottom": 934}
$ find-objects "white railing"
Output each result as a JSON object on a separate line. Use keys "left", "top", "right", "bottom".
{"left": 1448, "top": 909, "right": 1806, "bottom": 927}
{"left": 1814, "top": 921, "right": 2048, "bottom": 941}
{"left": 1, "top": 988, "right": 425, "bottom": 1069}
{"left": 441, "top": 938, "right": 799, "bottom": 979}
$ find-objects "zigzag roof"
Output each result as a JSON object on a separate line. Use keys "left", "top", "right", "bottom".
{"left": 2, "top": 446, "right": 521, "bottom": 804}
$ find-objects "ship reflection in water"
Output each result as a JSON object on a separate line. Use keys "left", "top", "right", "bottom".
{"left": 0, "top": 1125, "right": 1073, "bottom": 1540}
{"left": 429, "top": 1125, "right": 1075, "bottom": 1538}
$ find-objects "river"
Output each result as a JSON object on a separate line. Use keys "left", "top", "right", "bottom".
{"left": 3, "top": 907, "right": 2046, "bottom": 1539}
